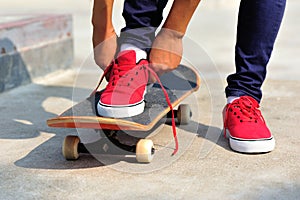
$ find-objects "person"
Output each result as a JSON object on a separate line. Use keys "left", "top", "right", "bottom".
{"left": 91, "top": 0, "right": 286, "bottom": 154}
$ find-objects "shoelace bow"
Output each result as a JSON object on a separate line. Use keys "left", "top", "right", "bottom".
{"left": 91, "top": 62, "right": 179, "bottom": 156}
{"left": 223, "top": 96, "right": 265, "bottom": 137}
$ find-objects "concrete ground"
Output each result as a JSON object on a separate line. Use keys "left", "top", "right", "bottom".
{"left": 0, "top": 0, "right": 299, "bottom": 199}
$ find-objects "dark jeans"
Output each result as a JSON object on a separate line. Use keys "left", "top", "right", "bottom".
{"left": 225, "top": 0, "right": 286, "bottom": 102}
{"left": 120, "top": 0, "right": 286, "bottom": 102}
{"left": 120, "top": 0, "right": 168, "bottom": 52}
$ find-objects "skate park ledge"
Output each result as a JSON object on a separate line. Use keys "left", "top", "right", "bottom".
{"left": 0, "top": 14, "right": 73, "bottom": 93}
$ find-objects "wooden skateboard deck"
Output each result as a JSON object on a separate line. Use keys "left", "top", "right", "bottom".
{"left": 47, "top": 65, "right": 200, "bottom": 162}
{"left": 47, "top": 65, "right": 200, "bottom": 131}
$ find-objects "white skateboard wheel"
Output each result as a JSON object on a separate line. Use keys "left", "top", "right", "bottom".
{"left": 62, "top": 135, "right": 80, "bottom": 160}
{"left": 177, "top": 104, "right": 191, "bottom": 125}
{"left": 136, "top": 139, "right": 155, "bottom": 163}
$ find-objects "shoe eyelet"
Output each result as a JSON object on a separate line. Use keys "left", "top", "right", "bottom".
{"left": 127, "top": 83, "right": 130, "bottom": 86}
{"left": 240, "top": 120, "right": 243, "bottom": 123}
{"left": 237, "top": 116, "right": 240, "bottom": 119}
{"left": 234, "top": 112, "right": 236, "bottom": 115}
{"left": 131, "top": 78, "right": 134, "bottom": 81}
{"left": 136, "top": 72, "right": 138, "bottom": 75}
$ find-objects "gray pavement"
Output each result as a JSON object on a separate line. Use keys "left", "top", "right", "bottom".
{"left": 0, "top": 0, "right": 299, "bottom": 199}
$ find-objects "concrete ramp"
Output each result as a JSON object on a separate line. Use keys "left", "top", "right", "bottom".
{"left": 0, "top": 14, "right": 73, "bottom": 92}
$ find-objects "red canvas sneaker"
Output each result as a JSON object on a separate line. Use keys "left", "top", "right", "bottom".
{"left": 97, "top": 50, "right": 149, "bottom": 118}
{"left": 223, "top": 96, "right": 275, "bottom": 153}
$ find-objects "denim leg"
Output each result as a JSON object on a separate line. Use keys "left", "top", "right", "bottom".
{"left": 119, "top": 0, "right": 169, "bottom": 52}
{"left": 225, "top": 0, "right": 286, "bottom": 103}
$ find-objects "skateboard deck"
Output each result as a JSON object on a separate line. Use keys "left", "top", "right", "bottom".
{"left": 47, "top": 65, "right": 200, "bottom": 131}
{"left": 47, "top": 65, "right": 200, "bottom": 162}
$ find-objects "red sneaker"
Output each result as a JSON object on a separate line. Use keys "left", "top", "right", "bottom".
{"left": 97, "top": 50, "right": 149, "bottom": 118}
{"left": 223, "top": 96, "right": 275, "bottom": 153}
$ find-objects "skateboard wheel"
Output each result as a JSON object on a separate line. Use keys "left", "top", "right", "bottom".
{"left": 136, "top": 139, "right": 155, "bottom": 163}
{"left": 177, "top": 104, "right": 191, "bottom": 125}
{"left": 62, "top": 135, "right": 80, "bottom": 160}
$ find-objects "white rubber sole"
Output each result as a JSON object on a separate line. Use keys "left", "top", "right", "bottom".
{"left": 225, "top": 130, "right": 275, "bottom": 153}
{"left": 97, "top": 100, "right": 145, "bottom": 118}
{"left": 98, "top": 86, "right": 147, "bottom": 118}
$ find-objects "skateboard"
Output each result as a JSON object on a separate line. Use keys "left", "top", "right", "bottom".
{"left": 47, "top": 65, "right": 200, "bottom": 163}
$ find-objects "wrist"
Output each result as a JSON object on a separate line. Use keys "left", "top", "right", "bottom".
{"left": 93, "top": 27, "right": 116, "bottom": 47}
{"left": 158, "top": 28, "right": 184, "bottom": 39}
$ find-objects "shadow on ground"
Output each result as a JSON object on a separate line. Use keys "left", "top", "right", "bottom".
{"left": 0, "top": 82, "right": 228, "bottom": 170}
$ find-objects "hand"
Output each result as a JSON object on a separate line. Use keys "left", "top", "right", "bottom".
{"left": 149, "top": 29, "right": 183, "bottom": 81}
{"left": 93, "top": 29, "right": 117, "bottom": 71}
